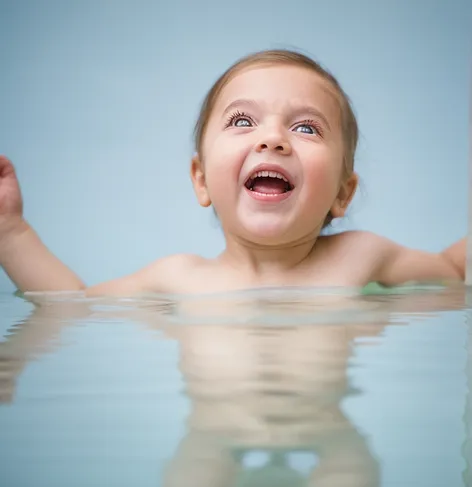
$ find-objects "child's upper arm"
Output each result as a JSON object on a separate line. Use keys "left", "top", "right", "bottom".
{"left": 368, "top": 233, "right": 463, "bottom": 286}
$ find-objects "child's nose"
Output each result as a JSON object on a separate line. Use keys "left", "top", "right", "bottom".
{"left": 255, "top": 132, "right": 292, "bottom": 155}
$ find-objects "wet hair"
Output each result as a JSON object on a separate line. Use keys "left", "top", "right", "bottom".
{"left": 193, "top": 49, "right": 359, "bottom": 227}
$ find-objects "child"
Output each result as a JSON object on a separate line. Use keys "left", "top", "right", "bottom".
{"left": 0, "top": 49, "right": 466, "bottom": 296}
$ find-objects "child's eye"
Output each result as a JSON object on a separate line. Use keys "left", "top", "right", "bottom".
{"left": 293, "top": 120, "right": 322, "bottom": 136}
{"left": 225, "top": 110, "right": 254, "bottom": 128}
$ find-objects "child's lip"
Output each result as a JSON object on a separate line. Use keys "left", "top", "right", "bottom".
{"left": 244, "top": 185, "right": 293, "bottom": 202}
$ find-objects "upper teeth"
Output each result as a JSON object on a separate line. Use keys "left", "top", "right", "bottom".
{"left": 250, "top": 170, "right": 289, "bottom": 182}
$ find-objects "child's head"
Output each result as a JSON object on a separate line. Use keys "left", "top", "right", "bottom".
{"left": 190, "top": 49, "right": 359, "bottom": 244}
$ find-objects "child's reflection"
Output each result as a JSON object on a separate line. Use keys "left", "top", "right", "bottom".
{"left": 163, "top": 320, "right": 382, "bottom": 486}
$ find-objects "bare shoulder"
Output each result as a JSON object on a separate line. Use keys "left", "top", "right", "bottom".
{"left": 130, "top": 252, "right": 211, "bottom": 292}
{"left": 318, "top": 230, "right": 386, "bottom": 254}
{"left": 321, "top": 230, "right": 462, "bottom": 286}
{"left": 146, "top": 253, "right": 206, "bottom": 272}
{"left": 86, "top": 253, "right": 206, "bottom": 297}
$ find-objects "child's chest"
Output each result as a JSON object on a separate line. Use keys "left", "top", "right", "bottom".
{"left": 169, "top": 255, "right": 375, "bottom": 295}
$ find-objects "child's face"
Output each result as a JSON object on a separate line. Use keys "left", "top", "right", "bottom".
{"left": 191, "top": 64, "right": 357, "bottom": 245}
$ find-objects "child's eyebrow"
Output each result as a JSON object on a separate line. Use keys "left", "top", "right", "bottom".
{"left": 221, "top": 98, "right": 331, "bottom": 130}
{"left": 222, "top": 98, "right": 259, "bottom": 117}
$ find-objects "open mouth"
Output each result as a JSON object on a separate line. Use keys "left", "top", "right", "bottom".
{"left": 244, "top": 170, "right": 294, "bottom": 195}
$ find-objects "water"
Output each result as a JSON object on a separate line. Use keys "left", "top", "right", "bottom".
{"left": 0, "top": 284, "right": 471, "bottom": 487}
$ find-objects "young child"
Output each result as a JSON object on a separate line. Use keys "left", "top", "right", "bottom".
{"left": 0, "top": 49, "right": 466, "bottom": 296}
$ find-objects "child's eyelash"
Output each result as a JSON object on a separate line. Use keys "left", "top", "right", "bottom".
{"left": 224, "top": 110, "right": 254, "bottom": 128}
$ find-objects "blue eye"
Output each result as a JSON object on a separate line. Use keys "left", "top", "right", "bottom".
{"left": 295, "top": 125, "right": 315, "bottom": 134}
{"left": 235, "top": 118, "right": 251, "bottom": 127}
{"left": 225, "top": 110, "right": 254, "bottom": 128}
{"left": 293, "top": 120, "right": 322, "bottom": 136}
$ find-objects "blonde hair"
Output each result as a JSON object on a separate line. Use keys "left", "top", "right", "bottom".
{"left": 193, "top": 49, "right": 359, "bottom": 226}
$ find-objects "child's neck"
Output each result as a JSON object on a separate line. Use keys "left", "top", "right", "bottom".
{"left": 219, "top": 231, "right": 321, "bottom": 278}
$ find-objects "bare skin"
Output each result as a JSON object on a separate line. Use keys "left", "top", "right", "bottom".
{"left": 0, "top": 65, "right": 465, "bottom": 296}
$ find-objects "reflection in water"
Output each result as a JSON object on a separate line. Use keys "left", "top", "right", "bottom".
{"left": 0, "top": 284, "right": 470, "bottom": 486}
{"left": 165, "top": 324, "right": 379, "bottom": 487}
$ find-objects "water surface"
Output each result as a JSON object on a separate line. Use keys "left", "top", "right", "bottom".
{"left": 0, "top": 285, "right": 471, "bottom": 486}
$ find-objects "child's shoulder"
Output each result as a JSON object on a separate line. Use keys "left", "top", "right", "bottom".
{"left": 145, "top": 252, "right": 208, "bottom": 281}
{"left": 149, "top": 252, "right": 207, "bottom": 269}
{"left": 317, "top": 230, "right": 393, "bottom": 282}
{"left": 87, "top": 253, "right": 208, "bottom": 296}
{"left": 320, "top": 229, "right": 390, "bottom": 251}
{"left": 321, "top": 230, "right": 462, "bottom": 286}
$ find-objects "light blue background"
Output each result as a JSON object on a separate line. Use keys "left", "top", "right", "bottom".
{"left": 0, "top": 0, "right": 471, "bottom": 291}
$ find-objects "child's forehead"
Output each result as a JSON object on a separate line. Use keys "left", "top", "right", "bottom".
{"left": 215, "top": 64, "right": 340, "bottom": 114}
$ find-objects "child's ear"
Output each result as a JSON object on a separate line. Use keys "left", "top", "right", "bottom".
{"left": 190, "top": 154, "right": 211, "bottom": 207}
{"left": 330, "top": 172, "right": 358, "bottom": 219}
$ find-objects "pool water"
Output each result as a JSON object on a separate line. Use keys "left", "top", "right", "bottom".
{"left": 0, "top": 284, "right": 471, "bottom": 487}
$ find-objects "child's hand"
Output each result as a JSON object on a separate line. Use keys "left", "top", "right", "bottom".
{"left": 0, "top": 155, "right": 25, "bottom": 238}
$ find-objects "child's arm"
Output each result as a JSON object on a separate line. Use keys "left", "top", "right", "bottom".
{"left": 442, "top": 238, "right": 466, "bottom": 277}
{"left": 0, "top": 155, "right": 168, "bottom": 296}
{"left": 369, "top": 234, "right": 465, "bottom": 286}
{"left": 0, "top": 221, "right": 86, "bottom": 292}
{"left": 0, "top": 218, "right": 179, "bottom": 296}
{"left": 0, "top": 155, "right": 85, "bottom": 292}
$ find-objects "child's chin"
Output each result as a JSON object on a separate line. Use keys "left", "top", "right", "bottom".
{"left": 240, "top": 218, "right": 293, "bottom": 242}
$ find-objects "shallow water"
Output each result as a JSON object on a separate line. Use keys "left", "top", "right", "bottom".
{"left": 0, "top": 285, "right": 471, "bottom": 487}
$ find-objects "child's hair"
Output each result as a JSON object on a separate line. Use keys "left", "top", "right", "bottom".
{"left": 193, "top": 49, "right": 359, "bottom": 227}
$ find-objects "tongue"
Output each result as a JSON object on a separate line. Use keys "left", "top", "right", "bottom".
{"left": 251, "top": 177, "right": 286, "bottom": 194}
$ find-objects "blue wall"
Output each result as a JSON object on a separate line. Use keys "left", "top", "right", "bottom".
{"left": 1, "top": 0, "right": 471, "bottom": 291}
